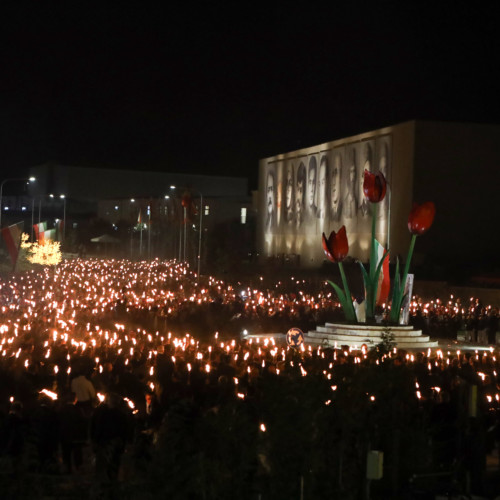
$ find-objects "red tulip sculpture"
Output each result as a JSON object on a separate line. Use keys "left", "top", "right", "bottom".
{"left": 359, "top": 170, "right": 390, "bottom": 321}
{"left": 322, "top": 168, "right": 435, "bottom": 326}
{"left": 322, "top": 227, "right": 356, "bottom": 322}
{"left": 389, "top": 202, "right": 436, "bottom": 323}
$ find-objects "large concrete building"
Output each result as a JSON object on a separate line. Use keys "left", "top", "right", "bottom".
{"left": 257, "top": 120, "right": 500, "bottom": 272}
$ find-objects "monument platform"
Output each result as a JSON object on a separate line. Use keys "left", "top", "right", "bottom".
{"left": 305, "top": 322, "right": 439, "bottom": 349}
{"left": 243, "top": 322, "right": 440, "bottom": 350}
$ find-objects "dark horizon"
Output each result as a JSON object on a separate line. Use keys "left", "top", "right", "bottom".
{"left": 2, "top": 3, "right": 498, "bottom": 191}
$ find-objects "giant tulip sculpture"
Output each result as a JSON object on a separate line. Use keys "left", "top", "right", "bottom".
{"left": 322, "top": 169, "right": 435, "bottom": 326}
{"left": 359, "top": 170, "right": 390, "bottom": 321}
{"left": 363, "top": 169, "right": 387, "bottom": 203}
{"left": 389, "top": 201, "right": 436, "bottom": 323}
{"left": 322, "top": 227, "right": 356, "bottom": 322}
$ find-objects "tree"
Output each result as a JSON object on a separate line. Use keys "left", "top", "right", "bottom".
{"left": 20, "top": 233, "right": 62, "bottom": 267}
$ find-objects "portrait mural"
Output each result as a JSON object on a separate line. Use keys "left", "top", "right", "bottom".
{"left": 316, "top": 153, "right": 329, "bottom": 222}
{"left": 295, "top": 160, "right": 306, "bottom": 229}
{"left": 306, "top": 155, "right": 318, "bottom": 222}
{"left": 330, "top": 149, "right": 343, "bottom": 222}
{"left": 342, "top": 146, "right": 357, "bottom": 221}
{"left": 260, "top": 134, "right": 391, "bottom": 265}
{"left": 264, "top": 165, "right": 276, "bottom": 232}
{"left": 282, "top": 160, "right": 295, "bottom": 226}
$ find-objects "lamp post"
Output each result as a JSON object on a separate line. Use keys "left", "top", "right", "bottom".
{"left": 170, "top": 185, "right": 203, "bottom": 277}
{"left": 60, "top": 195, "right": 66, "bottom": 244}
{"left": 169, "top": 186, "right": 182, "bottom": 261}
{"left": 163, "top": 195, "right": 172, "bottom": 259}
{"left": 130, "top": 198, "right": 135, "bottom": 259}
{"left": 50, "top": 193, "right": 66, "bottom": 244}
{"left": 196, "top": 191, "right": 203, "bottom": 278}
{"left": 0, "top": 176, "right": 35, "bottom": 228}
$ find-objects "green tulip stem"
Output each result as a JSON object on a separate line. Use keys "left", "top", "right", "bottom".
{"left": 370, "top": 203, "right": 378, "bottom": 280}
{"left": 338, "top": 261, "right": 355, "bottom": 318}
{"left": 400, "top": 233, "right": 417, "bottom": 300}
{"left": 364, "top": 202, "right": 378, "bottom": 320}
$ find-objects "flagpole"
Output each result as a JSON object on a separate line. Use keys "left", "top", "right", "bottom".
{"left": 148, "top": 203, "right": 151, "bottom": 260}
{"left": 138, "top": 207, "right": 143, "bottom": 258}
{"left": 140, "top": 224, "right": 143, "bottom": 258}
{"left": 178, "top": 218, "right": 182, "bottom": 261}
{"left": 183, "top": 206, "right": 187, "bottom": 262}
{"left": 31, "top": 198, "right": 34, "bottom": 241}
{"left": 197, "top": 192, "right": 203, "bottom": 278}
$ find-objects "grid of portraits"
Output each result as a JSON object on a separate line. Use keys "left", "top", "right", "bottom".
{"left": 262, "top": 135, "right": 391, "bottom": 262}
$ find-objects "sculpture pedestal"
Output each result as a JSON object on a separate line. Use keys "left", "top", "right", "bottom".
{"left": 306, "top": 322, "right": 438, "bottom": 349}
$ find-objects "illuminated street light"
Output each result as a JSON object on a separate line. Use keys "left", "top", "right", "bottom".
{"left": 48, "top": 194, "right": 66, "bottom": 244}
{"left": 60, "top": 195, "right": 66, "bottom": 244}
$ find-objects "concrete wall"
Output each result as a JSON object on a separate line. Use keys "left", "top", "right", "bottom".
{"left": 257, "top": 121, "right": 416, "bottom": 266}
{"left": 412, "top": 121, "right": 500, "bottom": 266}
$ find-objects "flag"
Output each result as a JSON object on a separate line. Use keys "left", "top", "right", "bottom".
{"left": 40, "top": 229, "right": 56, "bottom": 242}
{"left": 181, "top": 191, "right": 196, "bottom": 223}
{"left": 33, "top": 221, "right": 47, "bottom": 242}
{"left": 374, "top": 239, "right": 390, "bottom": 306}
{"left": 137, "top": 209, "right": 142, "bottom": 224}
{"left": 2, "top": 221, "right": 24, "bottom": 268}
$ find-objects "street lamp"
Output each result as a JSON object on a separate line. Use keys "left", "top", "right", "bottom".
{"left": 0, "top": 176, "right": 35, "bottom": 228}
{"left": 60, "top": 195, "right": 66, "bottom": 243}
{"left": 49, "top": 194, "right": 66, "bottom": 244}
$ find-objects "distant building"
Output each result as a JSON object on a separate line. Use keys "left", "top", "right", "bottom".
{"left": 0, "top": 164, "right": 252, "bottom": 264}
{"left": 257, "top": 120, "right": 500, "bottom": 271}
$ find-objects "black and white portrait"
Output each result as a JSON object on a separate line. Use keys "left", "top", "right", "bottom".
{"left": 283, "top": 162, "right": 294, "bottom": 226}
{"left": 265, "top": 167, "right": 276, "bottom": 231}
{"left": 307, "top": 156, "right": 318, "bottom": 219}
{"left": 343, "top": 148, "right": 357, "bottom": 219}
{"left": 330, "top": 150, "right": 343, "bottom": 222}
{"left": 295, "top": 162, "right": 306, "bottom": 228}
{"left": 316, "top": 155, "right": 328, "bottom": 220}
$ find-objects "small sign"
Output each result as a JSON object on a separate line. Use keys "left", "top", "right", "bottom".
{"left": 366, "top": 450, "right": 384, "bottom": 480}
{"left": 400, "top": 273, "right": 414, "bottom": 325}
{"left": 286, "top": 328, "right": 304, "bottom": 347}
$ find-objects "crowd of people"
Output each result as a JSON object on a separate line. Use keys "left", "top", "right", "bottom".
{"left": 0, "top": 258, "right": 500, "bottom": 498}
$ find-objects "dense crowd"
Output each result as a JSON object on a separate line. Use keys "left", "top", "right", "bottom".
{"left": 0, "top": 258, "right": 500, "bottom": 498}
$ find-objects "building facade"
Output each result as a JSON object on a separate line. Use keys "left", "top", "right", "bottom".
{"left": 257, "top": 120, "right": 500, "bottom": 270}
{"left": 0, "top": 164, "right": 254, "bottom": 264}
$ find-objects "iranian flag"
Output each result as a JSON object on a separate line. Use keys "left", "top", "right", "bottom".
{"left": 374, "top": 239, "right": 390, "bottom": 306}
{"left": 40, "top": 229, "right": 56, "bottom": 242}
{"left": 1, "top": 221, "right": 24, "bottom": 268}
{"left": 33, "top": 221, "right": 47, "bottom": 242}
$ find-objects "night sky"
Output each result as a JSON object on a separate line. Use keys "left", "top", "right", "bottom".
{"left": 1, "top": 2, "right": 498, "bottom": 190}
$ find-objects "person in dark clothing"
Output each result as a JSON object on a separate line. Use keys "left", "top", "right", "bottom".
{"left": 487, "top": 308, "right": 499, "bottom": 345}
{"left": 90, "top": 393, "right": 130, "bottom": 483}
{"left": 59, "top": 392, "right": 88, "bottom": 474}
{"left": 133, "top": 391, "right": 163, "bottom": 474}
{"left": 2, "top": 401, "right": 26, "bottom": 466}
{"left": 144, "top": 391, "right": 163, "bottom": 432}
{"left": 32, "top": 396, "right": 60, "bottom": 473}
